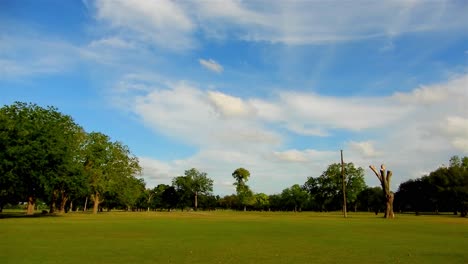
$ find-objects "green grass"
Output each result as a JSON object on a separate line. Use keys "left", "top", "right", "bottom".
{"left": 1, "top": 211, "right": 467, "bottom": 264}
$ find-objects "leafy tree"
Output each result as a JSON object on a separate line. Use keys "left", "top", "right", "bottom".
{"left": 254, "top": 193, "right": 270, "bottom": 211}
{"left": 304, "top": 163, "right": 366, "bottom": 212}
{"left": 172, "top": 168, "right": 213, "bottom": 211}
{"left": 161, "top": 186, "right": 178, "bottom": 211}
{"left": 0, "top": 102, "right": 85, "bottom": 214}
{"left": 281, "top": 184, "right": 309, "bottom": 212}
{"left": 357, "top": 187, "right": 384, "bottom": 214}
{"left": 232, "top": 168, "right": 252, "bottom": 211}
{"left": 396, "top": 156, "right": 468, "bottom": 216}
{"left": 83, "top": 132, "right": 141, "bottom": 214}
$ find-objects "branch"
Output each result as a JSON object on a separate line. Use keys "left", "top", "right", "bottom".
{"left": 369, "top": 165, "right": 382, "bottom": 182}
{"left": 386, "top": 170, "right": 392, "bottom": 183}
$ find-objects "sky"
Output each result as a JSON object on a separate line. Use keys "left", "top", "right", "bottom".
{"left": 1, "top": 0, "right": 467, "bottom": 195}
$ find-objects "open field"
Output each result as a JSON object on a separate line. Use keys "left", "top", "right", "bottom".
{"left": 1, "top": 211, "right": 467, "bottom": 264}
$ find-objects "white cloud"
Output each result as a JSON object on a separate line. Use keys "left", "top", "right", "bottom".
{"left": 442, "top": 116, "right": 468, "bottom": 152}
{"left": 114, "top": 73, "right": 468, "bottom": 193}
{"left": 192, "top": 1, "right": 468, "bottom": 45}
{"left": 251, "top": 92, "right": 409, "bottom": 134}
{"left": 88, "top": 37, "right": 134, "bottom": 49}
{"left": 199, "top": 59, "right": 224, "bottom": 73}
{"left": 348, "top": 141, "right": 381, "bottom": 158}
{"left": 94, "top": 0, "right": 195, "bottom": 50}
{"left": 90, "top": 1, "right": 468, "bottom": 49}
{"left": 124, "top": 79, "right": 281, "bottom": 150}
{"left": 207, "top": 91, "right": 252, "bottom": 118}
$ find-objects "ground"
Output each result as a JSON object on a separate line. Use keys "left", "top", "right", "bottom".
{"left": 0, "top": 211, "right": 466, "bottom": 263}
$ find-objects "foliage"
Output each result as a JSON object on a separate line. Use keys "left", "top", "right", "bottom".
{"left": 395, "top": 155, "right": 468, "bottom": 216}
{"left": 232, "top": 167, "right": 253, "bottom": 211}
{"left": 172, "top": 168, "right": 213, "bottom": 210}
{"left": 304, "top": 162, "right": 366, "bottom": 211}
{"left": 281, "top": 184, "right": 309, "bottom": 212}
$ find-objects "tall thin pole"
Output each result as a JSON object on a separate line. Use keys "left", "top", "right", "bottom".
{"left": 341, "top": 150, "right": 347, "bottom": 218}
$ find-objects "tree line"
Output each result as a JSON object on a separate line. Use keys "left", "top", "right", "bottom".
{"left": 1, "top": 102, "right": 467, "bottom": 216}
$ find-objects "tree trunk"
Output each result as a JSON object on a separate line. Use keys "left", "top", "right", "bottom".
{"left": 27, "top": 196, "right": 35, "bottom": 215}
{"left": 92, "top": 193, "right": 100, "bottom": 214}
{"left": 49, "top": 190, "right": 58, "bottom": 214}
{"left": 370, "top": 164, "right": 395, "bottom": 219}
{"left": 59, "top": 196, "right": 68, "bottom": 213}
{"left": 84, "top": 196, "right": 88, "bottom": 212}
{"left": 243, "top": 205, "right": 246, "bottom": 211}
{"left": 194, "top": 192, "right": 198, "bottom": 211}
{"left": 69, "top": 200, "right": 73, "bottom": 213}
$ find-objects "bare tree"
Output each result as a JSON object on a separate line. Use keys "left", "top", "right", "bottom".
{"left": 369, "top": 164, "right": 395, "bottom": 219}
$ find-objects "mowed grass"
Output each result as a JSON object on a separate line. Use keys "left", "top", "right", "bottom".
{"left": 0, "top": 211, "right": 467, "bottom": 264}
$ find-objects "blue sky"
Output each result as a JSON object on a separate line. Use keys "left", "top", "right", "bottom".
{"left": 1, "top": 0, "right": 467, "bottom": 194}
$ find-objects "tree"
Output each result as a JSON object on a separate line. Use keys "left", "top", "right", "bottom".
{"left": 369, "top": 164, "right": 395, "bottom": 218}
{"left": 186, "top": 168, "right": 213, "bottom": 210}
{"left": 304, "top": 163, "right": 366, "bottom": 212}
{"left": 0, "top": 102, "right": 85, "bottom": 215}
{"left": 254, "top": 193, "right": 270, "bottom": 211}
{"left": 281, "top": 184, "right": 309, "bottom": 212}
{"left": 395, "top": 156, "right": 468, "bottom": 216}
{"left": 172, "top": 168, "right": 213, "bottom": 211}
{"left": 83, "top": 132, "right": 141, "bottom": 214}
{"left": 357, "top": 187, "right": 384, "bottom": 214}
{"left": 232, "top": 168, "right": 252, "bottom": 211}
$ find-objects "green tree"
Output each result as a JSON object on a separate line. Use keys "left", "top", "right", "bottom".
{"left": 172, "top": 168, "right": 213, "bottom": 211}
{"left": 254, "top": 193, "right": 270, "bottom": 211}
{"left": 281, "top": 184, "right": 309, "bottom": 212}
{"left": 0, "top": 102, "right": 85, "bottom": 214}
{"left": 304, "top": 163, "right": 366, "bottom": 212}
{"left": 357, "top": 187, "right": 384, "bottom": 214}
{"left": 83, "top": 132, "right": 141, "bottom": 214}
{"left": 232, "top": 168, "right": 252, "bottom": 211}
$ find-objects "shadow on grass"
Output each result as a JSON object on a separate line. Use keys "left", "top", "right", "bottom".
{"left": 0, "top": 211, "right": 64, "bottom": 219}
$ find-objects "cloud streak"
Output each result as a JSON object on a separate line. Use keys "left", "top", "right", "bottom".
{"left": 90, "top": 0, "right": 468, "bottom": 49}
{"left": 199, "top": 59, "right": 224, "bottom": 73}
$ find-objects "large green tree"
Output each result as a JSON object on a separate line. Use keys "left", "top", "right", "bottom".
{"left": 0, "top": 102, "right": 84, "bottom": 214}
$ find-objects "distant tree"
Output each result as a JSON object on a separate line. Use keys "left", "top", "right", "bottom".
{"left": 172, "top": 168, "right": 213, "bottom": 211}
{"left": 219, "top": 194, "right": 238, "bottom": 210}
{"left": 304, "top": 163, "right": 366, "bottom": 212}
{"left": 254, "top": 193, "right": 270, "bottom": 211}
{"left": 395, "top": 156, "right": 468, "bottom": 216}
{"left": 357, "top": 187, "right": 384, "bottom": 214}
{"left": 281, "top": 184, "right": 309, "bottom": 212}
{"left": 161, "top": 186, "right": 178, "bottom": 211}
{"left": 232, "top": 168, "right": 252, "bottom": 211}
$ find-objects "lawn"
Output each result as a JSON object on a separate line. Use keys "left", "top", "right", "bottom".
{"left": 0, "top": 211, "right": 466, "bottom": 264}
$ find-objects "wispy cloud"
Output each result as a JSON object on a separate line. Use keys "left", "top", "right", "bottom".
{"left": 0, "top": 36, "right": 78, "bottom": 79}
{"left": 89, "top": 1, "right": 468, "bottom": 49}
{"left": 93, "top": 0, "right": 196, "bottom": 50}
{"left": 199, "top": 59, "right": 224, "bottom": 73}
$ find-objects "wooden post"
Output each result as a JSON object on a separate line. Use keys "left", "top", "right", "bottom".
{"left": 341, "top": 150, "right": 347, "bottom": 218}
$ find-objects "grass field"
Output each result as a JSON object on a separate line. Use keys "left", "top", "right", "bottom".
{"left": 0, "top": 211, "right": 467, "bottom": 264}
